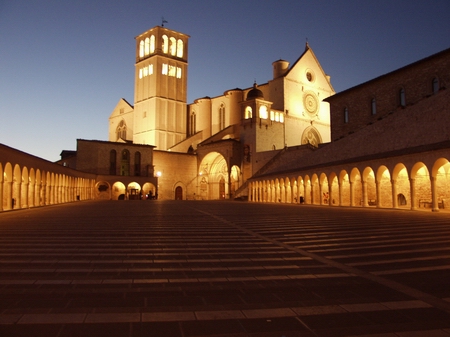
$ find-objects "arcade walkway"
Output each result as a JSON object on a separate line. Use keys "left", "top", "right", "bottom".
{"left": 1, "top": 201, "right": 450, "bottom": 337}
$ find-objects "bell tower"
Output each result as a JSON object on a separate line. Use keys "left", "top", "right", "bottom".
{"left": 133, "top": 26, "right": 190, "bottom": 150}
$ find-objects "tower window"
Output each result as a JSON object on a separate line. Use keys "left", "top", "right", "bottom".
{"left": 150, "top": 35, "right": 155, "bottom": 53}
{"left": 259, "top": 106, "right": 268, "bottom": 119}
{"left": 245, "top": 106, "right": 252, "bottom": 119}
{"left": 144, "top": 37, "right": 150, "bottom": 55}
{"left": 162, "top": 35, "right": 168, "bottom": 54}
{"left": 344, "top": 107, "right": 349, "bottom": 123}
{"left": 170, "top": 37, "right": 176, "bottom": 56}
{"left": 139, "top": 40, "right": 144, "bottom": 58}
{"left": 177, "top": 39, "right": 183, "bottom": 58}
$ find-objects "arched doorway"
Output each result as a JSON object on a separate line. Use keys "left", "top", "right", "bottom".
{"left": 198, "top": 152, "right": 229, "bottom": 200}
{"left": 175, "top": 186, "right": 183, "bottom": 200}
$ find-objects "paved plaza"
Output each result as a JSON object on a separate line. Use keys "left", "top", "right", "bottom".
{"left": 1, "top": 201, "right": 450, "bottom": 337}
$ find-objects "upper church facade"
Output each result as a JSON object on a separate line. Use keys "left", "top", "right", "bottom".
{"left": 107, "top": 25, "right": 334, "bottom": 200}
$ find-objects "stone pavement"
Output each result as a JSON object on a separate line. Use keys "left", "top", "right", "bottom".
{"left": 1, "top": 201, "right": 450, "bottom": 337}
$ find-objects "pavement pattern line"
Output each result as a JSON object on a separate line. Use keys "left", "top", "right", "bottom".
{"left": 193, "top": 206, "right": 450, "bottom": 316}
{"left": 0, "top": 299, "right": 434, "bottom": 324}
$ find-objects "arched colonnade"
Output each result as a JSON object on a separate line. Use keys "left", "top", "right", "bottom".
{"left": 1, "top": 161, "right": 95, "bottom": 211}
{"left": 249, "top": 156, "right": 450, "bottom": 212}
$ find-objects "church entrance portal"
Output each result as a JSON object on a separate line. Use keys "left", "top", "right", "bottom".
{"left": 175, "top": 186, "right": 183, "bottom": 200}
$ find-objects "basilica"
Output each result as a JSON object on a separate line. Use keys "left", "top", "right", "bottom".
{"left": 1, "top": 25, "right": 449, "bottom": 211}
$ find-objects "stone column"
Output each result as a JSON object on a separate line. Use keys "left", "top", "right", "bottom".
{"left": 350, "top": 181, "right": 355, "bottom": 207}
{"left": 431, "top": 176, "right": 439, "bottom": 212}
{"left": 362, "top": 181, "right": 369, "bottom": 207}
{"left": 391, "top": 179, "right": 398, "bottom": 209}
{"left": 375, "top": 181, "right": 381, "bottom": 208}
{"left": 410, "top": 178, "right": 416, "bottom": 210}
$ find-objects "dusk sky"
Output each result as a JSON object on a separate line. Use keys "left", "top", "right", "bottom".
{"left": 1, "top": 0, "right": 449, "bottom": 162}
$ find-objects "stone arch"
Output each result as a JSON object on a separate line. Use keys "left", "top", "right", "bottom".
{"left": 319, "top": 172, "right": 329, "bottom": 205}
{"left": 311, "top": 174, "right": 319, "bottom": 204}
{"left": 431, "top": 158, "right": 450, "bottom": 211}
{"left": 292, "top": 178, "right": 298, "bottom": 203}
{"left": 95, "top": 181, "right": 111, "bottom": 200}
{"left": 112, "top": 181, "right": 126, "bottom": 200}
{"left": 199, "top": 152, "right": 229, "bottom": 200}
{"left": 410, "top": 162, "right": 430, "bottom": 210}
{"left": 392, "top": 163, "right": 410, "bottom": 208}
{"left": 376, "top": 165, "right": 392, "bottom": 208}
{"left": 362, "top": 167, "right": 376, "bottom": 206}
{"left": 230, "top": 165, "right": 241, "bottom": 198}
{"left": 304, "top": 175, "right": 311, "bottom": 204}
{"left": 339, "top": 170, "right": 350, "bottom": 206}
{"left": 301, "top": 126, "right": 322, "bottom": 147}
{"left": 350, "top": 167, "right": 362, "bottom": 207}
{"left": 329, "top": 172, "right": 338, "bottom": 206}
{"left": 127, "top": 182, "right": 142, "bottom": 200}
{"left": 143, "top": 182, "right": 157, "bottom": 199}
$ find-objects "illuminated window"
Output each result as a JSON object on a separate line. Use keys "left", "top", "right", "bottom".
{"left": 432, "top": 77, "right": 439, "bottom": 94}
{"left": 148, "top": 64, "right": 153, "bottom": 75}
{"left": 259, "top": 106, "right": 268, "bottom": 119}
{"left": 143, "top": 67, "right": 148, "bottom": 77}
{"left": 170, "top": 37, "right": 176, "bottom": 56}
{"left": 168, "top": 65, "right": 176, "bottom": 77}
{"left": 280, "top": 113, "right": 284, "bottom": 123}
{"left": 139, "top": 40, "right": 144, "bottom": 58}
{"left": 245, "top": 106, "right": 252, "bottom": 119}
{"left": 149, "top": 35, "right": 155, "bottom": 53}
{"left": 270, "top": 110, "right": 275, "bottom": 121}
{"left": 162, "top": 63, "right": 168, "bottom": 75}
{"left": 371, "top": 98, "right": 377, "bottom": 115}
{"left": 139, "top": 68, "right": 143, "bottom": 79}
{"left": 344, "top": 107, "right": 349, "bottom": 123}
{"left": 399, "top": 88, "right": 406, "bottom": 107}
{"left": 162, "top": 35, "right": 168, "bottom": 53}
{"left": 176, "top": 67, "right": 181, "bottom": 78}
{"left": 275, "top": 112, "right": 280, "bottom": 122}
{"left": 144, "top": 37, "right": 150, "bottom": 55}
{"left": 177, "top": 39, "right": 183, "bottom": 57}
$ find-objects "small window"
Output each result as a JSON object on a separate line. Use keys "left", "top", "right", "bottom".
{"left": 245, "top": 106, "right": 252, "bottom": 119}
{"left": 177, "top": 39, "right": 183, "bottom": 58}
{"left": 139, "top": 40, "right": 144, "bottom": 58}
{"left": 169, "top": 37, "right": 176, "bottom": 56}
{"left": 399, "top": 88, "right": 406, "bottom": 107}
{"left": 432, "top": 77, "right": 439, "bottom": 94}
{"left": 344, "top": 107, "right": 349, "bottom": 123}
{"left": 149, "top": 35, "right": 155, "bottom": 53}
{"left": 144, "top": 37, "right": 150, "bottom": 55}
{"left": 162, "top": 35, "right": 168, "bottom": 54}
{"left": 371, "top": 98, "right": 377, "bottom": 115}
{"left": 259, "top": 105, "right": 268, "bottom": 119}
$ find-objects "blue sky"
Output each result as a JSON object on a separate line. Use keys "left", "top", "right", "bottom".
{"left": 1, "top": 0, "right": 449, "bottom": 161}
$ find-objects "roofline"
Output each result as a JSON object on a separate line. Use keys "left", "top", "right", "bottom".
{"left": 325, "top": 47, "right": 450, "bottom": 102}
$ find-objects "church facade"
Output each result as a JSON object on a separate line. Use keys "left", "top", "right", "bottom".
{"left": 107, "top": 25, "right": 334, "bottom": 200}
